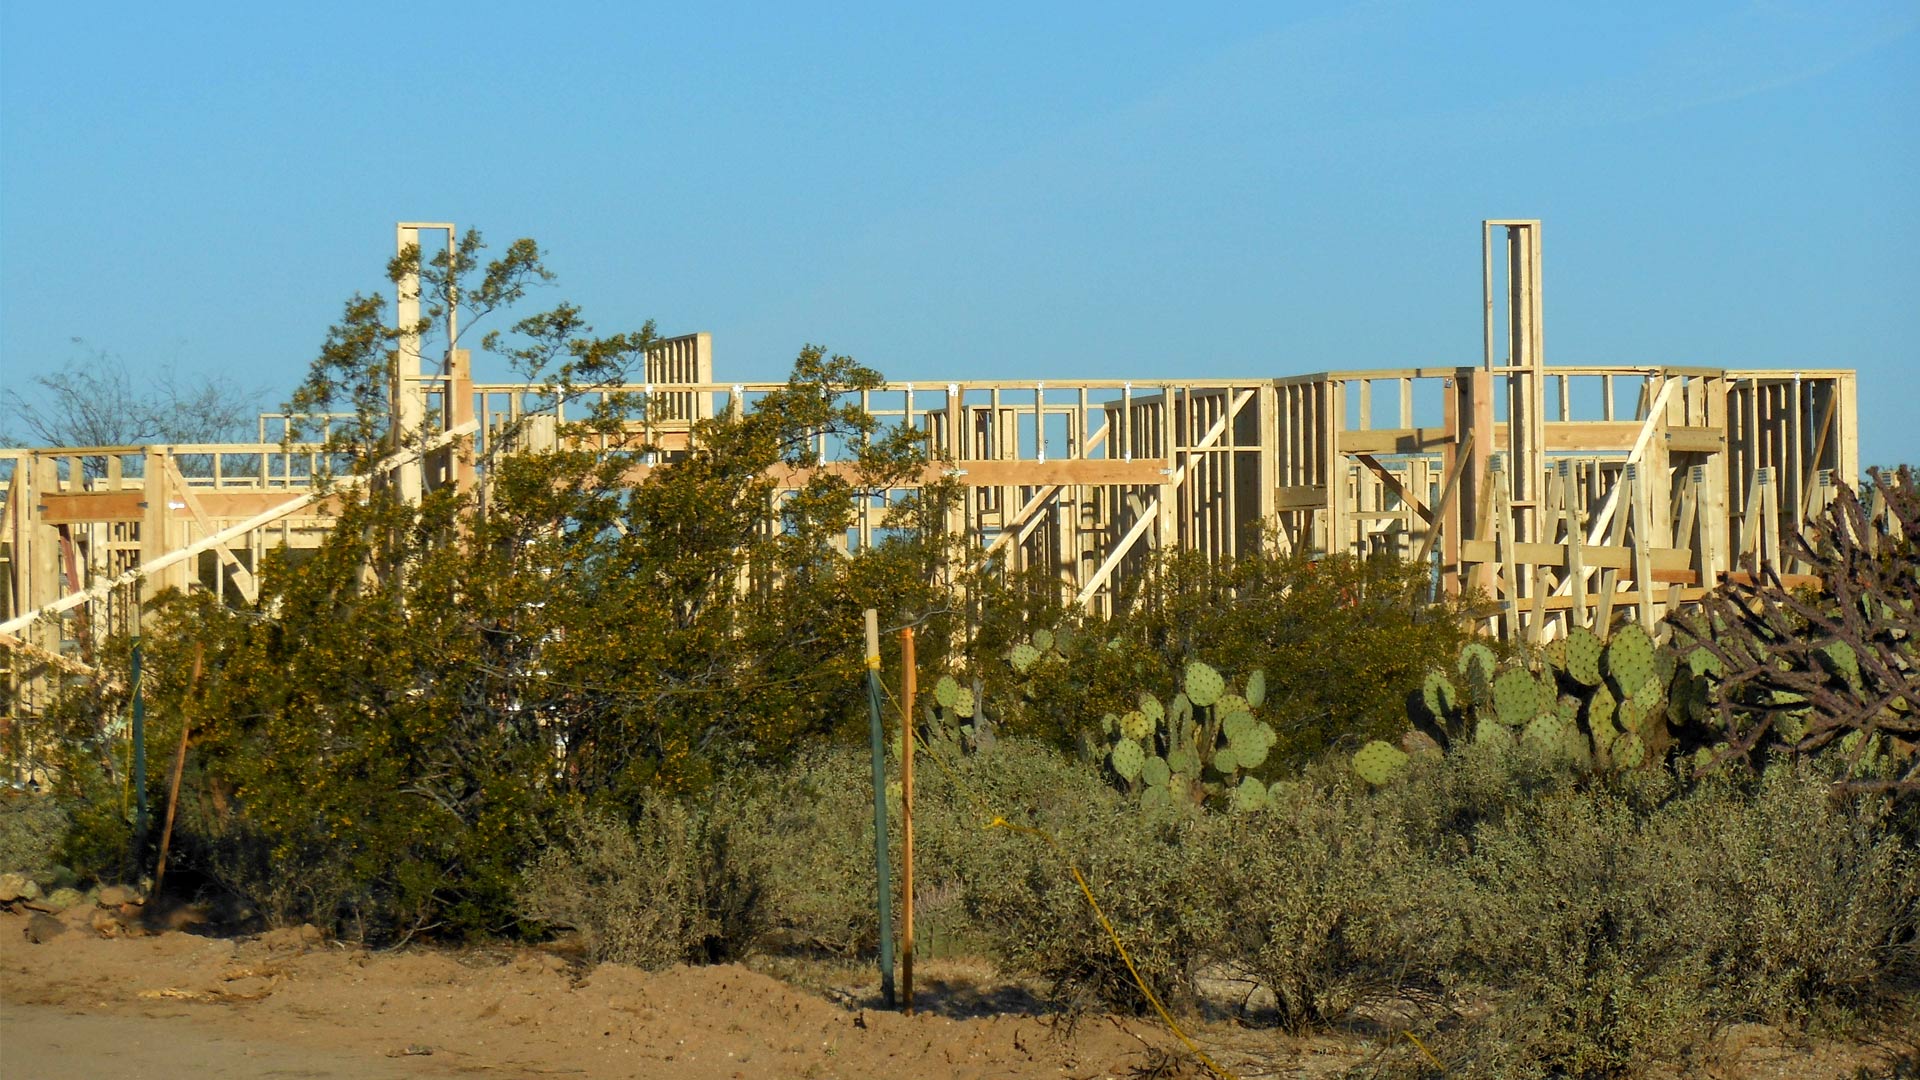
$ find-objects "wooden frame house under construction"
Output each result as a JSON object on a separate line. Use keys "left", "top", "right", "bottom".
{"left": 1, "top": 219, "right": 1861, "bottom": 728}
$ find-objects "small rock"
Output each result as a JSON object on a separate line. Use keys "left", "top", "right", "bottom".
{"left": 43, "top": 887, "right": 86, "bottom": 911}
{"left": 24, "top": 913, "right": 67, "bottom": 943}
{"left": 0, "top": 872, "right": 40, "bottom": 903}
{"left": 90, "top": 908, "right": 126, "bottom": 937}
{"left": 97, "top": 884, "right": 141, "bottom": 907}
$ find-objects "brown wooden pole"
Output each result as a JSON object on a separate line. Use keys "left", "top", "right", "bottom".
{"left": 152, "top": 645, "right": 202, "bottom": 896}
{"left": 900, "top": 624, "right": 916, "bottom": 1015}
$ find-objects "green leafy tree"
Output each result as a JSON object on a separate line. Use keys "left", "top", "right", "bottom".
{"left": 45, "top": 231, "right": 954, "bottom": 938}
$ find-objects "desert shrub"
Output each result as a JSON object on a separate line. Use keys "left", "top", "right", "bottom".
{"left": 979, "top": 548, "right": 1478, "bottom": 772}
{"left": 713, "top": 750, "right": 882, "bottom": 956}
{"left": 913, "top": 744, "right": 1219, "bottom": 1009}
{"left": 1350, "top": 751, "right": 1919, "bottom": 1078}
{"left": 519, "top": 801, "right": 748, "bottom": 968}
{"left": 1221, "top": 774, "right": 1460, "bottom": 1030}
{"left": 0, "top": 789, "right": 70, "bottom": 875}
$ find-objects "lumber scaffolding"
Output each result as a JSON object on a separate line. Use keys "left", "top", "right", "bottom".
{"left": 1, "top": 220, "right": 1863, "bottom": 736}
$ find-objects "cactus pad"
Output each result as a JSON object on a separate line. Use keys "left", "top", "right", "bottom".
{"left": 1232, "top": 775, "right": 1271, "bottom": 813}
{"left": 1221, "top": 710, "right": 1256, "bottom": 744}
{"left": 1142, "top": 754, "right": 1171, "bottom": 787}
{"left": 934, "top": 675, "right": 960, "bottom": 709}
{"left": 1009, "top": 644, "right": 1042, "bottom": 673}
{"left": 1213, "top": 745, "right": 1240, "bottom": 774}
{"left": 1422, "top": 670, "right": 1458, "bottom": 719}
{"left": 1612, "top": 730, "right": 1647, "bottom": 769}
{"left": 1110, "top": 737, "right": 1145, "bottom": 781}
{"left": 1523, "top": 714, "right": 1566, "bottom": 753}
{"left": 1215, "top": 693, "right": 1251, "bottom": 719}
{"left": 1605, "top": 622, "right": 1655, "bottom": 694}
{"left": 1352, "top": 740, "right": 1410, "bottom": 786}
{"left": 1817, "top": 641, "right": 1862, "bottom": 691}
{"left": 1032, "top": 628, "right": 1054, "bottom": 652}
{"left": 1617, "top": 697, "right": 1646, "bottom": 735}
{"left": 1588, "top": 683, "right": 1616, "bottom": 730}
{"left": 1233, "top": 738, "right": 1270, "bottom": 770}
{"left": 1120, "top": 709, "right": 1153, "bottom": 742}
{"left": 1545, "top": 639, "right": 1568, "bottom": 672}
{"left": 1139, "top": 692, "right": 1165, "bottom": 724}
{"left": 1494, "top": 668, "right": 1542, "bottom": 727}
{"left": 1458, "top": 641, "right": 1497, "bottom": 682}
{"left": 1167, "top": 747, "right": 1198, "bottom": 776}
{"left": 1565, "top": 626, "right": 1603, "bottom": 686}
{"left": 1184, "top": 661, "right": 1226, "bottom": 707}
{"left": 1140, "top": 783, "right": 1171, "bottom": 812}
{"left": 1687, "top": 647, "right": 1724, "bottom": 679}
{"left": 1245, "top": 668, "right": 1268, "bottom": 708}
{"left": 1475, "top": 718, "right": 1511, "bottom": 746}
{"left": 953, "top": 688, "right": 975, "bottom": 718}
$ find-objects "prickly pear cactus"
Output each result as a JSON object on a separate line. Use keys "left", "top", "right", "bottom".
{"left": 1139, "top": 692, "right": 1165, "bottom": 724}
{"left": 1686, "top": 647, "right": 1724, "bottom": 679}
{"left": 1245, "top": 668, "right": 1268, "bottom": 709}
{"left": 1111, "top": 737, "right": 1145, "bottom": 782}
{"left": 1231, "top": 775, "right": 1271, "bottom": 813}
{"left": 1184, "top": 661, "right": 1226, "bottom": 708}
{"left": 1031, "top": 628, "right": 1054, "bottom": 652}
{"left": 1352, "top": 740, "right": 1411, "bottom": 786}
{"left": 1213, "top": 745, "right": 1240, "bottom": 774}
{"left": 1423, "top": 669, "right": 1459, "bottom": 719}
{"left": 1459, "top": 642, "right": 1497, "bottom": 682}
{"left": 1523, "top": 713, "right": 1566, "bottom": 751}
{"left": 952, "top": 687, "right": 975, "bottom": 719}
{"left": 1494, "top": 668, "right": 1542, "bottom": 727}
{"left": 1816, "top": 641, "right": 1862, "bottom": 692}
{"left": 934, "top": 675, "right": 960, "bottom": 709}
{"left": 1119, "top": 709, "right": 1153, "bottom": 742}
{"left": 1612, "top": 730, "right": 1648, "bottom": 770}
{"left": 1141, "top": 783, "right": 1172, "bottom": 813}
{"left": 1617, "top": 697, "right": 1647, "bottom": 735}
{"left": 1009, "top": 643, "right": 1042, "bottom": 673}
{"left": 1142, "top": 754, "right": 1171, "bottom": 787}
{"left": 1565, "top": 626, "right": 1603, "bottom": 686}
{"left": 1215, "top": 694, "right": 1251, "bottom": 720}
{"left": 1605, "top": 622, "right": 1656, "bottom": 695}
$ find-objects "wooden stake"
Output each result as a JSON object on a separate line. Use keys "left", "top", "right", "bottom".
{"left": 153, "top": 644, "right": 202, "bottom": 896}
{"left": 900, "top": 625, "right": 916, "bottom": 1015}
{"left": 862, "top": 610, "right": 896, "bottom": 1008}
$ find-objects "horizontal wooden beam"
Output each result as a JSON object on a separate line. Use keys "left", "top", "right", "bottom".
{"left": 1275, "top": 485, "right": 1329, "bottom": 510}
{"left": 1337, "top": 427, "right": 1451, "bottom": 454}
{"left": 1460, "top": 540, "right": 1698, "bottom": 576}
{"left": 619, "top": 458, "right": 1174, "bottom": 490}
{"left": 38, "top": 489, "right": 337, "bottom": 525}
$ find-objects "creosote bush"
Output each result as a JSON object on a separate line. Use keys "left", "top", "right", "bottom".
{"left": 511, "top": 736, "right": 1916, "bottom": 1077}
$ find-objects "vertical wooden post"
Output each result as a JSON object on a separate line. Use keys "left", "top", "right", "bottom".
{"left": 154, "top": 645, "right": 202, "bottom": 895}
{"left": 130, "top": 638, "right": 148, "bottom": 846}
{"left": 899, "top": 625, "right": 916, "bottom": 1015}
{"left": 862, "top": 610, "right": 896, "bottom": 1008}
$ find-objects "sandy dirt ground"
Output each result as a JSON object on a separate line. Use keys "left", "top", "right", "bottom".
{"left": 1, "top": 908, "right": 1910, "bottom": 1079}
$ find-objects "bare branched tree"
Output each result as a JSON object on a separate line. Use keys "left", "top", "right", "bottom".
{"left": 1, "top": 339, "right": 264, "bottom": 449}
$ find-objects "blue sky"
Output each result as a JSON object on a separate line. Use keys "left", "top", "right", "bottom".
{"left": 2, "top": 1, "right": 1915, "bottom": 463}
